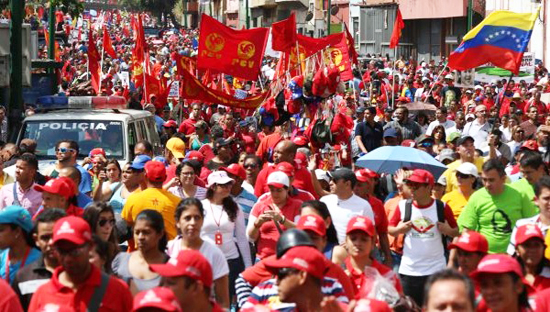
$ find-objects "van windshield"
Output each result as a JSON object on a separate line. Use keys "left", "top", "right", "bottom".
{"left": 22, "top": 120, "right": 125, "bottom": 160}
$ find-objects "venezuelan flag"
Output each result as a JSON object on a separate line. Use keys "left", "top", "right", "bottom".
{"left": 448, "top": 9, "right": 539, "bottom": 74}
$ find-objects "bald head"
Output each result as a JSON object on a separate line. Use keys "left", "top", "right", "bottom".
{"left": 58, "top": 166, "right": 81, "bottom": 189}
{"left": 273, "top": 140, "right": 297, "bottom": 164}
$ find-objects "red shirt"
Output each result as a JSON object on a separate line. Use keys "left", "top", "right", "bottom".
{"left": 28, "top": 266, "right": 133, "bottom": 312}
{"left": 254, "top": 165, "right": 317, "bottom": 199}
{"left": 344, "top": 257, "right": 403, "bottom": 299}
{"left": 250, "top": 197, "right": 302, "bottom": 259}
{"left": 178, "top": 118, "right": 198, "bottom": 135}
{"left": 367, "top": 195, "right": 389, "bottom": 234}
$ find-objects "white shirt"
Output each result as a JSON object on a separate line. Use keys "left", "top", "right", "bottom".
{"left": 396, "top": 200, "right": 447, "bottom": 276}
{"left": 507, "top": 214, "right": 550, "bottom": 255}
{"left": 201, "top": 199, "right": 252, "bottom": 267}
{"left": 167, "top": 237, "right": 229, "bottom": 280}
{"left": 425, "top": 119, "right": 456, "bottom": 136}
{"left": 463, "top": 119, "right": 491, "bottom": 149}
{"left": 320, "top": 194, "right": 374, "bottom": 244}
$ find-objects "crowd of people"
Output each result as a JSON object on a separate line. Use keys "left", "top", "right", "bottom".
{"left": 1, "top": 6, "right": 550, "bottom": 312}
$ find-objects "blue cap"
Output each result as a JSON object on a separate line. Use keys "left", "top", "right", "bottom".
{"left": 130, "top": 155, "right": 152, "bottom": 170}
{"left": 153, "top": 156, "right": 169, "bottom": 167}
{"left": 0, "top": 206, "right": 33, "bottom": 233}
{"left": 383, "top": 128, "right": 398, "bottom": 138}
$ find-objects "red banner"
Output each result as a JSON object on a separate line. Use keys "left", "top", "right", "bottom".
{"left": 389, "top": 8, "right": 404, "bottom": 49}
{"left": 180, "top": 68, "right": 269, "bottom": 109}
{"left": 197, "top": 14, "right": 269, "bottom": 81}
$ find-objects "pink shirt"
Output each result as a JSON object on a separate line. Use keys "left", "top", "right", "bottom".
{"left": 0, "top": 183, "right": 42, "bottom": 216}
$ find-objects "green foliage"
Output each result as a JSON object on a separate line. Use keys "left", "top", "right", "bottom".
{"left": 50, "top": 0, "right": 84, "bottom": 18}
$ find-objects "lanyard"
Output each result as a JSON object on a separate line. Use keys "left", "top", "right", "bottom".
{"left": 5, "top": 247, "right": 30, "bottom": 282}
{"left": 209, "top": 202, "right": 223, "bottom": 229}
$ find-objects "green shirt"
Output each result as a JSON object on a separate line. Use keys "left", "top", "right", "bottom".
{"left": 510, "top": 178, "right": 537, "bottom": 213}
{"left": 457, "top": 184, "right": 538, "bottom": 253}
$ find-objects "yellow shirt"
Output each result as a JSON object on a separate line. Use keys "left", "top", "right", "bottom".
{"left": 121, "top": 187, "right": 181, "bottom": 240}
{"left": 441, "top": 190, "right": 470, "bottom": 220}
{"left": 0, "top": 172, "right": 14, "bottom": 188}
{"left": 443, "top": 158, "right": 485, "bottom": 194}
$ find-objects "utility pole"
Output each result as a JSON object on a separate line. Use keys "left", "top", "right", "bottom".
{"left": 246, "top": 0, "right": 250, "bottom": 29}
{"left": 9, "top": 0, "right": 24, "bottom": 142}
{"left": 467, "top": 0, "right": 473, "bottom": 30}
{"left": 48, "top": 2, "right": 55, "bottom": 62}
{"left": 326, "top": 0, "right": 331, "bottom": 35}
{"left": 183, "top": 0, "right": 188, "bottom": 28}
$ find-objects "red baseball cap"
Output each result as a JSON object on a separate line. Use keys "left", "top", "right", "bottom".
{"left": 52, "top": 216, "right": 92, "bottom": 245}
{"left": 133, "top": 287, "right": 182, "bottom": 312}
{"left": 34, "top": 177, "right": 76, "bottom": 199}
{"left": 448, "top": 231, "right": 489, "bottom": 253}
{"left": 520, "top": 140, "right": 539, "bottom": 152}
{"left": 355, "top": 168, "right": 378, "bottom": 182}
{"left": 405, "top": 169, "right": 434, "bottom": 186}
{"left": 470, "top": 254, "right": 525, "bottom": 281}
{"left": 294, "top": 153, "right": 307, "bottom": 170}
{"left": 292, "top": 136, "right": 309, "bottom": 146}
{"left": 163, "top": 120, "right": 178, "bottom": 128}
{"left": 401, "top": 139, "right": 416, "bottom": 148}
{"left": 275, "top": 162, "right": 295, "bottom": 177}
{"left": 89, "top": 148, "right": 106, "bottom": 158}
{"left": 515, "top": 224, "right": 545, "bottom": 245}
{"left": 297, "top": 214, "right": 326, "bottom": 237}
{"left": 150, "top": 250, "right": 213, "bottom": 287}
{"left": 221, "top": 164, "right": 246, "bottom": 180}
{"left": 264, "top": 246, "right": 326, "bottom": 279}
{"left": 346, "top": 216, "right": 375, "bottom": 236}
{"left": 187, "top": 151, "right": 204, "bottom": 162}
{"left": 145, "top": 161, "right": 167, "bottom": 182}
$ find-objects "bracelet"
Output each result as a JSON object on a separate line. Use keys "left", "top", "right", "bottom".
{"left": 279, "top": 215, "right": 286, "bottom": 224}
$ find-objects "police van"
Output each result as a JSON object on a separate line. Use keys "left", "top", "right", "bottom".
{"left": 15, "top": 96, "right": 162, "bottom": 173}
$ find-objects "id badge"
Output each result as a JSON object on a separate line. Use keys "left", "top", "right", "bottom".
{"left": 215, "top": 231, "right": 223, "bottom": 245}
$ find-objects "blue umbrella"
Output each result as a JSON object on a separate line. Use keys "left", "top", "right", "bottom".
{"left": 355, "top": 146, "right": 448, "bottom": 178}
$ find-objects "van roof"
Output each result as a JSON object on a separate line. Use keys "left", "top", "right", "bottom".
{"left": 23, "top": 109, "right": 153, "bottom": 122}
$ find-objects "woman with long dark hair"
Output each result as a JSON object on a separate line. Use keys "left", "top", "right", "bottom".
{"left": 167, "top": 198, "right": 230, "bottom": 308}
{"left": 202, "top": 171, "right": 251, "bottom": 304}
{"left": 165, "top": 160, "right": 207, "bottom": 200}
{"left": 83, "top": 202, "right": 120, "bottom": 270}
{"left": 112, "top": 209, "right": 168, "bottom": 295}
{"left": 513, "top": 224, "right": 550, "bottom": 292}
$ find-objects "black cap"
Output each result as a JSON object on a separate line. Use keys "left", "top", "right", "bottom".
{"left": 276, "top": 229, "right": 315, "bottom": 258}
{"left": 328, "top": 167, "right": 357, "bottom": 184}
{"left": 415, "top": 134, "right": 434, "bottom": 144}
{"left": 456, "top": 135, "right": 474, "bottom": 146}
{"left": 356, "top": 106, "right": 366, "bottom": 113}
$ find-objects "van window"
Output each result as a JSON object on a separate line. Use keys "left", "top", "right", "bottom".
{"left": 22, "top": 120, "right": 124, "bottom": 160}
{"left": 145, "top": 117, "right": 163, "bottom": 155}
{"left": 128, "top": 122, "right": 137, "bottom": 159}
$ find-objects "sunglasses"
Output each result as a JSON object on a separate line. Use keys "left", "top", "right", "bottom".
{"left": 405, "top": 181, "right": 428, "bottom": 189}
{"left": 277, "top": 267, "right": 299, "bottom": 281}
{"left": 244, "top": 163, "right": 258, "bottom": 169}
{"left": 217, "top": 182, "right": 233, "bottom": 188}
{"left": 456, "top": 172, "right": 474, "bottom": 179}
{"left": 98, "top": 218, "right": 116, "bottom": 227}
{"left": 56, "top": 147, "right": 75, "bottom": 153}
{"left": 419, "top": 142, "right": 433, "bottom": 148}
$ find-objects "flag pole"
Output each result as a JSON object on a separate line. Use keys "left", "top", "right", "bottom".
{"left": 99, "top": 40, "right": 104, "bottom": 96}
{"left": 492, "top": 71, "right": 514, "bottom": 131}
{"left": 426, "top": 61, "right": 448, "bottom": 101}
{"left": 391, "top": 48, "right": 396, "bottom": 109}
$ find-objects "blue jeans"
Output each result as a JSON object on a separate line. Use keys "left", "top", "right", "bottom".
{"left": 391, "top": 251, "right": 402, "bottom": 273}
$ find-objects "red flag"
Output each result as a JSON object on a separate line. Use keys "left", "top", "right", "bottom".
{"left": 325, "top": 34, "right": 353, "bottom": 81}
{"left": 122, "top": 25, "right": 130, "bottom": 38}
{"left": 102, "top": 26, "right": 117, "bottom": 59}
{"left": 88, "top": 28, "right": 101, "bottom": 94}
{"left": 197, "top": 14, "right": 269, "bottom": 81}
{"left": 144, "top": 73, "right": 161, "bottom": 105}
{"left": 271, "top": 13, "right": 296, "bottom": 51}
{"left": 173, "top": 53, "right": 196, "bottom": 76}
{"left": 77, "top": 27, "right": 82, "bottom": 41}
{"left": 389, "top": 8, "right": 404, "bottom": 49}
{"left": 130, "top": 14, "right": 146, "bottom": 88}
{"left": 180, "top": 68, "right": 269, "bottom": 109}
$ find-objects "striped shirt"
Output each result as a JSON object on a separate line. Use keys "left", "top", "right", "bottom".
{"left": 233, "top": 188, "right": 258, "bottom": 225}
{"left": 242, "top": 277, "right": 348, "bottom": 311}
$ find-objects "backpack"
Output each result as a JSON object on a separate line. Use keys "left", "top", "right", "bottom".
{"left": 403, "top": 199, "right": 449, "bottom": 252}
{"left": 311, "top": 117, "right": 333, "bottom": 145}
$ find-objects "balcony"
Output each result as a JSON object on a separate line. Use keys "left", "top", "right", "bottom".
{"left": 250, "top": 0, "right": 276, "bottom": 8}
{"left": 274, "top": 0, "right": 308, "bottom": 8}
